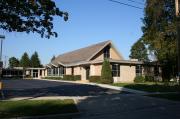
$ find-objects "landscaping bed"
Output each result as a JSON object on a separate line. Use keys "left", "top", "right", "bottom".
{"left": 0, "top": 99, "right": 78, "bottom": 118}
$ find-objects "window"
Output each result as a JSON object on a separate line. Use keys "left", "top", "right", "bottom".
{"left": 104, "top": 46, "right": 110, "bottom": 59}
{"left": 136, "top": 65, "right": 142, "bottom": 76}
{"left": 59, "top": 66, "right": 65, "bottom": 76}
{"left": 52, "top": 67, "right": 58, "bottom": 76}
{"left": 112, "top": 64, "right": 120, "bottom": 77}
{"left": 47, "top": 68, "right": 51, "bottom": 76}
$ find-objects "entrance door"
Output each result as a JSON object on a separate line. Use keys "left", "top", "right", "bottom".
{"left": 33, "top": 70, "right": 38, "bottom": 78}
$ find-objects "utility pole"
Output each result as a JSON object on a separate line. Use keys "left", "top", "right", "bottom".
{"left": 175, "top": 0, "right": 180, "bottom": 81}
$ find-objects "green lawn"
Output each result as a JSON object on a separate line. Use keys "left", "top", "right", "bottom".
{"left": 0, "top": 99, "right": 78, "bottom": 118}
{"left": 147, "top": 93, "right": 180, "bottom": 101}
{"left": 113, "top": 82, "right": 180, "bottom": 92}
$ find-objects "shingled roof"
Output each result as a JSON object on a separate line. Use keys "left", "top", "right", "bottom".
{"left": 49, "top": 40, "right": 110, "bottom": 66}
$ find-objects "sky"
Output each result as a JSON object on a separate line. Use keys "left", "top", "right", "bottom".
{"left": 1, "top": 0, "right": 145, "bottom": 67}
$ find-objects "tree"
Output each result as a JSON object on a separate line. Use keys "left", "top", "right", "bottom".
{"left": 130, "top": 38, "right": 149, "bottom": 61}
{"left": 141, "top": 0, "right": 177, "bottom": 80}
{"left": 30, "top": 51, "right": 41, "bottom": 67}
{"left": 8, "top": 57, "right": 19, "bottom": 68}
{"left": 101, "top": 59, "right": 113, "bottom": 84}
{"left": 51, "top": 55, "right": 56, "bottom": 62}
{"left": 20, "top": 52, "right": 31, "bottom": 68}
{"left": 0, "top": 0, "right": 68, "bottom": 38}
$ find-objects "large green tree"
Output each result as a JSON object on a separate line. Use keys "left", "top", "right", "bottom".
{"left": 130, "top": 38, "right": 149, "bottom": 61}
{"left": 20, "top": 52, "right": 31, "bottom": 68}
{"left": 8, "top": 57, "right": 19, "bottom": 68}
{"left": 141, "top": 0, "right": 177, "bottom": 79}
{"left": 30, "top": 51, "right": 41, "bottom": 67}
{"left": 0, "top": 0, "right": 68, "bottom": 38}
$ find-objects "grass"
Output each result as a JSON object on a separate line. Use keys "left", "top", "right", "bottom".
{"left": 0, "top": 99, "right": 78, "bottom": 118}
{"left": 147, "top": 93, "right": 180, "bottom": 102}
{"left": 113, "top": 82, "right": 180, "bottom": 92}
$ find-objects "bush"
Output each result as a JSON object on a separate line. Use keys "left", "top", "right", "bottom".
{"left": 63, "top": 75, "right": 81, "bottom": 81}
{"left": 101, "top": 59, "right": 113, "bottom": 84}
{"left": 145, "top": 76, "right": 154, "bottom": 82}
{"left": 134, "top": 76, "right": 145, "bottom": 83}
{"left": 73, "top": 75, "right": 81, "bottom": 81}
{"left": 89, "top": 76, "right": 101, "bottom": 83}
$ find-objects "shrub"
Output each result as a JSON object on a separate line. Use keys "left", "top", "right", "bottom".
{"left": 101, "top": 59, "right": 113, "bottom": 84}
{"left": 134, "top": 76, "right": 145, "bottom": 83}
{"left": 89, "top": 76, "right": 101, "bottom": 83}
{"left": 63, "top": 75, "right": 81, "bottom": 81}
{"left": 73, "top": 75, "right": 81, "bottom": 81}
{"left": 145, "top": 76, "right": 154, "bottom": 82}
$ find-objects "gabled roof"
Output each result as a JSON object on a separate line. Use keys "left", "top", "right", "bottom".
{"left": 47, "top": 40, "right": 124, "bottom": 67}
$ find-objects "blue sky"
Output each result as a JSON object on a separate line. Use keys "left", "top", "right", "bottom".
{"left": 1, "top": 0, "right": 145, "bottom": 66}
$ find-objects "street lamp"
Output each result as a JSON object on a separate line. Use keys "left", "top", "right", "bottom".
{"left": 0, "top": 35, "right": 5, "bottom": 62}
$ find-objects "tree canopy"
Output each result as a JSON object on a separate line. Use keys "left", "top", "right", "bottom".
{"left": 0, "top": 0, "right": 68, "bottom": 38}
{"left": 129, "top": 38, "right": 149, "bottom": 61}
{"left": 139, "top": 0, "right": 177, "bottom": 79}
{"left": 8, "top": 57, "right": 19, "bottom": 68}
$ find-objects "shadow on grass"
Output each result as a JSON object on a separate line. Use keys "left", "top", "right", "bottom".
{"left": 0, "top": 99, "right": 78, "bottom": 118}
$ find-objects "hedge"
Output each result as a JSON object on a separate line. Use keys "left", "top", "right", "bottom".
{"left": 145, "top": 76, "right": 154, "bottom": 82}
{"left": 63, "top": 75, "right": 81, "bottom": 81}
{"left": 89, "top": 76, "right": 101, "bottom": 83}
{"left": 134, "top": 76, "right": 145, "bottom": 83}
{"left": 44, "top": 76, "right": 63, "bottom": 80}
{"left": 44, "top": 75, "right": 81, "bottom": 81}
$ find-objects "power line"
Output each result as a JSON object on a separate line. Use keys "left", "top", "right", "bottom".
{"left": 127, "top": 0, "right": 144, "bottom": 5}
{"left": 108, "top": 0, "right": 143, "bottom": 10}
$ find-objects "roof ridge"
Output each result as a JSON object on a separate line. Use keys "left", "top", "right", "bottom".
{"left": 55, "top": 40, "right": 111, "bottom": 59}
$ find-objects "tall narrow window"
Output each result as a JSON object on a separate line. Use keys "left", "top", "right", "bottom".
{"left": 136, "top": 65, "right": 142, "bottom": 76}
{"left": 104, "top": 46, "right": 110, "bottom": 59}
{"left": 112, "top": 64, "right": 120, "bottom": 77}
{"left": 47, "top": 68, "right": 51, "bottom": 76}
{"left": 59, "top": 66, "right": 65, "bottom": 76}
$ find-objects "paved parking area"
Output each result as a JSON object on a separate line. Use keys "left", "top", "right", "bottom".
{"left": 1, "top": 79, "right": 123, "bottom": 99}
{"left": 1, "top": 79, "right": 180, "bottom": 119}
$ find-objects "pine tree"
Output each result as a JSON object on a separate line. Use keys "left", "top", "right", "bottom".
{"left": 101, "top": 59, "right": 113, "bottom": 84}
{"left": 31, "top": 51, "right": 41, "bottom": 67}
{"left": 20, "top": 52, "right": 30, "bottom": 68}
